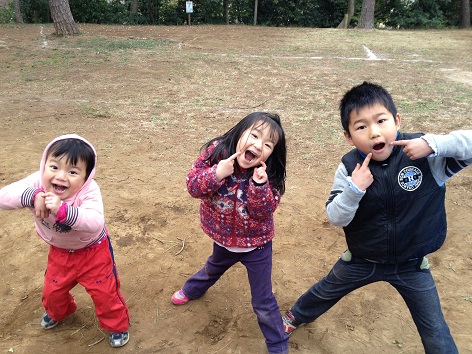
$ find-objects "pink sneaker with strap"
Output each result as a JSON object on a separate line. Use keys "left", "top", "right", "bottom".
{"left": 171, "top": 289, "right": 190, "bottom": 305}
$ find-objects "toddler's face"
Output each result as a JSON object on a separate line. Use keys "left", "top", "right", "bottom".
{"left": 42, "top": 153, "right": 87, "bottom": 200}
{"left": 236, "top": 121, "right": 277, "bottom": 169}
{"left": 344, "top": 103, "right": 401, "bottom": 161}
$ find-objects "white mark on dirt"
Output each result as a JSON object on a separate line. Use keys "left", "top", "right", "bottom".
{"left": 40, "top": 26, "right": 48, "bottom": 48}
{"left": 363, "top": 45, "right": 379, "bottom": 60}
{"left": 440, "top": 68, "right": 472, "bottom": 86}
{"left": 0, "top": 98, "right": 90, "bottom": 104}
{"left": 197, "top": 52, "right": 432, "bottom": 63}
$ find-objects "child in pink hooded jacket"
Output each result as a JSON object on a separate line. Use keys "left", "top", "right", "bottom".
{"left": 0, "top": 134, "right": 130, "bottom": 348}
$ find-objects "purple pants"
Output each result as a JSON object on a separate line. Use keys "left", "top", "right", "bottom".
{"left": 182, "top": 242, "right": 289, "bottom": 354}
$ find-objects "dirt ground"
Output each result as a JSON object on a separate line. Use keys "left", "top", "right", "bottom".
{"left": 0, "top": 24, "right": 471, "bottom": 354}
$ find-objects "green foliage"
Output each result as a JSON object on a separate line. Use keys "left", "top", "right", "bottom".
{"left": 21, "top": 0, "right": 50, "bottom": 23}
{"left": 253, "top": 0, "right": 347, "bottom": 27}
{"left": 229, "top": 0, "right": 253, "bottom": 24}
{"left": 199, "top": 0, "right": 226, "bottom": 24}
{"left": 69, "top": 0, "right": 125, "bottom": 23}
{"left": 12, "top": 0, "right": 469, "bottom": 28}
{"left": 0, "top": 1, "right": 14, "bottom": 23}
{"left": 159, "top": 0, "right": 181, "bottom": 25}
{"left": 379, "top": 0, "right": 460, "bottom": 28}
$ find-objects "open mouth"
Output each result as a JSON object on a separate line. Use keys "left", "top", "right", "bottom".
{"left": 53, "top": 184, "right": 67, "bottom": 193}
{"left": 373, "top": 142, "right": 385, "bottom": 151}
{"left": 244, "top": 150, "right": 257, "bottom": 162}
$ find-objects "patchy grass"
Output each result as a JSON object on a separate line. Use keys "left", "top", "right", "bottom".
{"left": 74, "top": 37, "right": 175, "bottom": 52}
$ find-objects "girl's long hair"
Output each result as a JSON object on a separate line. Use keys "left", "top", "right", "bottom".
{"left": 203, "top": 112, "right": 287, "bottom": 195}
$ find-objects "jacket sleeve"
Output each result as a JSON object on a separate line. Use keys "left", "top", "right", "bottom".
{"left": 423, "top": 130, "right": 472, "bottom": 185}
{"left": 186, "top": 146, "right": 224, "bottom": 198}
{"left": 325, "top": 163, "right": 365, "bottom": 227}
{"left": 56, "top": 180, "right": 105, "bottom": 234}
{"left": 247, "top": 180, "right": 280, "bottom": 220}
{"left": 0, "top": 172, "right": 41, "bottom": 210}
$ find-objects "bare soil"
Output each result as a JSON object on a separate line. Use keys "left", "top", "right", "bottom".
{"left": 0, "top": 24, "right": 471, "bottom": 354}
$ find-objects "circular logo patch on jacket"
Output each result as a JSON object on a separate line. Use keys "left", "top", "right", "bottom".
{"left": 398, "top": 166, "right": 422, "bottom": 191}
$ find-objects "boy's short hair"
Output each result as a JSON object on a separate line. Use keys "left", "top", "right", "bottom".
{"left": 47, "top": 139, "right": 95, "bottom": 180}
{"left": 339, "top": 81, "right": 398, "bottom": 135}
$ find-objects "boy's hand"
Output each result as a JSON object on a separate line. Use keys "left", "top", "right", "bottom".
{"left": 253, "top": 161, "right": 268, "bottom": 184}
{"left": 216, "top": 152, "right": 241, "bottom": 181}
{"left": 44, "top": 192, "right": 61, "bottom": 216}
{"left": 390, "top": 138, "right": 433, "bottom": 160}
{"left": 34, "top": 192, "right": 49, "bottom": 219}
{"left": 352, "top": 153, "right": 373, "bottom": 191}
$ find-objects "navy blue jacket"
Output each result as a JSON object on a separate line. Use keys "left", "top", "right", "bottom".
{"left": 341, "top": 133, "right": 446, "bottom": 264}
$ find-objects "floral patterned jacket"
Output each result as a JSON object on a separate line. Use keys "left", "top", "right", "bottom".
{"left": 186, "top": 142, "right": 281, "bottom": 248}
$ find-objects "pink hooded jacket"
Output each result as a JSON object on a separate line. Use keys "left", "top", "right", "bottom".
{"left": 0, "top": 134, "right": 107, "bottom": 250}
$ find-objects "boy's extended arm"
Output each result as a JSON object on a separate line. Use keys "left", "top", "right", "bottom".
{"left": 325, "top": 163, "right": 365, "bottom": 227}
{"left": 0, "top": 172, "right": 41, "bottom": 210}
{"left": 423, "top": 130, "right": 472, "bottom": 185}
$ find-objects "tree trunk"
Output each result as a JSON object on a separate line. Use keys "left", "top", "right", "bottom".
{"left": 254, "top": 0, "right": 258, "bottom": 25}
{"left": 337, "top": 0, "right": 355, "bottom": 28}
{"left": 48, "top": 0, "right": 79, "bottom": 36}
{"left": 357, "top": 0, "right": 375, "bottom": 29}
{"left": 131, "top": 0, "right": 138, "bottom": 17}
{"left": 224, "top": 0, "right": 229, "bottom": 25}
{"left": 459, "top": 0, "right": 470, "bottom": 28}
{"left": 14, "top": 0, "right": 23, "bottom": 23}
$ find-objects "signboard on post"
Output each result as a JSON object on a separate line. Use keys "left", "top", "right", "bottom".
{"left": 186, "top": 1, "right": 193, "bottom": 25}
{"left": 186, "top": 1, "right": 193, "bottom": 13}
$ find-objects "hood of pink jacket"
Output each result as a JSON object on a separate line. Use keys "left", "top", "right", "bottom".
{"left": 39, "top": 134, "right": 97, "bottom": 205}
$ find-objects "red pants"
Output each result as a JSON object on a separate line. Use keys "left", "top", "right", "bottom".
{"left": 42, "top": 237, "right": 130, "bottom": 333}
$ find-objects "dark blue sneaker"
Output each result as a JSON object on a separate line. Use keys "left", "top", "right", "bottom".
{"left": 40, "top": 312, "right": 58, "bottom": 329}
{"left": 109, "top": 331, "right": 129, "bottom": 348}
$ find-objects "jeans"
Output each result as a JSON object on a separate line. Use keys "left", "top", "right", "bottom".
{"left": 182, "top": 242, "right": 289, "bottom": 354}
{"left": 289, "top": 251, "right": 457, "bottom": 354}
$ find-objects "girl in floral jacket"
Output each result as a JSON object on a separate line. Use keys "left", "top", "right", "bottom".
{"left": 172, "top": 112, "right": 289, "bottom": 354}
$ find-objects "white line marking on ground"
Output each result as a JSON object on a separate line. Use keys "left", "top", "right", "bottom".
{"left": 363, "top": 45, "right": 379, "bottom": 60}
{"left": 40, "top": 26, "right": 48, "bottom": 48}
{"left": 196, "top": 52, "right": 433, "bottom": 63}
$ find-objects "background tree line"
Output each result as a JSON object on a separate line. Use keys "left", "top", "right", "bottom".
{"left": 1, "top": 0, "right": 470, "bottom": 30}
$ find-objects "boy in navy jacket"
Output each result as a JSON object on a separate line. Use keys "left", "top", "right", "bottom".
{"left": 283, "top": 82, "right": 472, "bottom": 353}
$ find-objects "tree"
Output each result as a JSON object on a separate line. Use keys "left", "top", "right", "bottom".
{"left": 459, "top": 0, "right": 470, "bottom": 28}
{"left": 254, "top": 0, "right": 258, "bottom": 25}
{"left": 130, "top": 0, "right": 138, "bottom": 23}
{"left": 337, "top": 0, "right": 355, "bottom": 28}
{"left": 224, "top": 0, "right": 229, "bottom": 24}
{"left": 49, "top": 0, "right": 79, "bottom": 35}
{"left": 14, "top": 0, "right": 23, "bottom": 23}
{"left": 357, "top": 0, "right": 375, "bottom": 28}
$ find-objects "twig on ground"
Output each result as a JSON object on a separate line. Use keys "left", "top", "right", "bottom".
{"left": 211, "top": 340, "right": 234, "bottom": 353}
{"left": 70, "top": 324, "right": 87, "bottom": 336}
{"left": 125, "top": 292, "right": 137, "bottom": 303}
{"left": 88, "top": 337, "right": 105, "bottom": 347}
{"left": 175, "top": 237, "right": 186, "bottom": 255}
